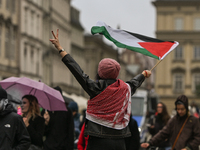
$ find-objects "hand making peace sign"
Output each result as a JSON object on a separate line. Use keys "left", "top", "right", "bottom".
{"left": 50, "top": 29, "right": 67, "bottom": 57}
{"left": 49, "top": 29, "right": 62, "bottom": 49}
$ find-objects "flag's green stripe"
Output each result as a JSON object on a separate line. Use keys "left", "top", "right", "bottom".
{"left": 126, "top": 46, "right": 159, "bottom": 60}
{"left": 91, "top": 26, "right": 159, "bottom": 60}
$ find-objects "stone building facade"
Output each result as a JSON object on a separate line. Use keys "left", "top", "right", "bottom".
{"left": 153, "top": 0, "right": 200, "bottom": 113}
{"left": 0, "top": 0, "right": 20, "bottom": 79}
{"left": 0, "top": 0, "right": 130, "bottom": 98}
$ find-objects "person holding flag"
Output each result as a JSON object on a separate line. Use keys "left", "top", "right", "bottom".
{"left": 49, "top": 29, "right": 151, "bottom": 150}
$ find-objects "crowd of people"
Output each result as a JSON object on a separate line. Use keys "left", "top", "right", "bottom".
{"left": 0, "top": 86, "right": 75, "bottom": 150}
{"left": 0, "top": 29, "right": 200, "bottom": 150}
{"left": 142, "top": 95, "right": 200, "bottom": 150}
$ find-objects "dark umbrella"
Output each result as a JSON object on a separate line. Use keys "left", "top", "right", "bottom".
{"left": 63, "top": 96, "right": 74, "bottom": 106}
{"left": 7, "top": 94, "right": 22, "bottom": 105}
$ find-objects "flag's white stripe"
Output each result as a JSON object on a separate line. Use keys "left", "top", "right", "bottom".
{"left": 96, "top": 21, "right": 144, "bottom": 48}
{"left": 160, "top": 41, "right": 179, "bottom": 60}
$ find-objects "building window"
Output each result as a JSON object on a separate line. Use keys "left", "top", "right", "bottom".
{"left": 6, "top": 0, "right": 10, "bottom": 11}
{"left": 31, "top": 11, "right": 34, "bottom": 35}
{"left": 174, "top": 73, "right": 184, "bottom": 92}
{"left": 31, "top": 47, "right": 34, "bottom": 64}
{"left": 11, "top": 29, "right": 16, "bottom": 59}
{"left": 5, "top": 26, "right": 16, "bottom": 59}
{"left": 43, "top": 18, "right": 49, "bottom": 42}
{"left": 193, "top": 46, "right": 200, "bottom": 60}
{"left": 36, "top": 15, "right": 40, "bottom": 37}
{"left": 194, "top": 18, "right": 200, "bottom": 31}
{"left": 193, "top": 73, "right": 200, "bottom": 92}
{"left": 24, "top": 8, "right": 28, "bottom": 32}
{"left": 174, "top": 46, "right": 183, "bottom": 60}
{"left": 5, "top": 26, "right": 10, "bottom": 59}
{"left": 175, "top": 18, "right": 183, "bottom": 31}
{"left": 36, "top": 48, "right": 40, "bottom": 74}
{"left": 11, "top": 0, "right": 15, "bottom": 13}
{"left": 24, "top": 44, "right": 27, "bottom": 70}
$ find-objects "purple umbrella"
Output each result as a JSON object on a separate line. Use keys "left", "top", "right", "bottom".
{"left": 0, "top": 77, "right": 67, "bottom": 111}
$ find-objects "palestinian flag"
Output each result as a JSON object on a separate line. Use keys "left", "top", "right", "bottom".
{"left": 91, "top": 21, "right": 179, "bottom": 60}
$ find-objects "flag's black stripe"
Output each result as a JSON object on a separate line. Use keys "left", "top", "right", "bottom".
{"left": 123, "top": 30, "right": 174, "bottom": 43}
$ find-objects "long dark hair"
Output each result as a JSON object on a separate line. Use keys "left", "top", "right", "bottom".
{"left": 157, "top": 102, "right": 170, "bottom": 125}
{"left": 22, "top": 95, "right": 41, "bottom": 120}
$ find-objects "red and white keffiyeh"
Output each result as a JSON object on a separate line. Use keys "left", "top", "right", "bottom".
{"left": 86, "top": 79, "right": 131, "bottom": 129}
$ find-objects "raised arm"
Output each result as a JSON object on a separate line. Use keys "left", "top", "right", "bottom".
{"left": 49, "top": 29, "right": 100, "bottom": 97}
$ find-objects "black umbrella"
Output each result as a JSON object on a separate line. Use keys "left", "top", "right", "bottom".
{"left": 63, "top": 96, "right": 74, "bottom": 106}
{"left": 7, "top": 94, "right": 22, "bottom": 105}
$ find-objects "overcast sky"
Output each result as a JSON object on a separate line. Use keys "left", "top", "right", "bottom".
{"left": 71, "top": 0, "right": 156, "bottom": 38}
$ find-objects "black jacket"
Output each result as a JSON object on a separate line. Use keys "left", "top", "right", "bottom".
{"left": 62, "top": 54, "right": 145, "bottom": 139}
{"left": 43, "top": 108, "right": 74, "bottom": 150}
{"left": 125, "top": 116, "right": 140, "bottom": 150}
{"left": 148, "top": 114, "right": 170, "bottom": 148}
{"left": 27, "top": 115, "right": 45, "bottom": 147}
{"left": 0, "top": 103, "right": 31, "bottom": 150}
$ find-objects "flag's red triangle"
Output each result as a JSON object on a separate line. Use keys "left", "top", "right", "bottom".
{"left": 138, "top": 42, "right": 174, "bottom": 59}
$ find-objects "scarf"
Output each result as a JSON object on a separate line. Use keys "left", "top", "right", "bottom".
{"left": 86, "top": 79, "right": 131, "bottom": 129}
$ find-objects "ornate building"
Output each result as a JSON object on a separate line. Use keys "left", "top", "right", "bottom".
{"left": 0, "top": 0, "right": 19, "bottom": 80}
{"left": 20, "top": 0, "right": 47, "bottom": 81}
{"left": 0, "top": 0, "right": 127, "bottom": 98}
{"left": 153, "top": 0, "right": 200, "bottom": 112}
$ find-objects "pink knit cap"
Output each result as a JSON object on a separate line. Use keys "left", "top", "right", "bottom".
{"left": 98, "top": 58, "right": 121, "bottom": 79}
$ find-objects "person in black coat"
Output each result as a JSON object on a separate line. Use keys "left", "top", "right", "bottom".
{"left": 147, "top": 102, "right": 170, "bottom": 149}
{"left": 125, "top": 115, "right": 140, "bottom": 150}
{"left": 42, "top": 86, "right": 74, "bottom": 150}
{"left": 49, "top": 29, "right": 151, "bottom": 150}
{"left": 21, "top": 95, "right": 45, "bottom": 149}
{"left": 0, "top": 87, "right": 31, "bottom": 150}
